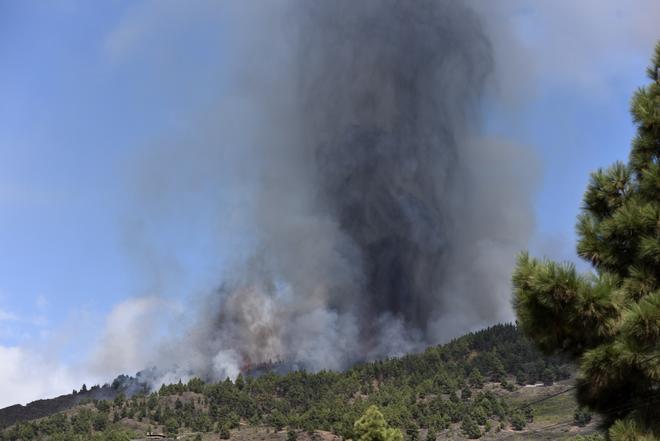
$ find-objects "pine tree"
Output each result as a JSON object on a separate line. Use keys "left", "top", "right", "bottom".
{"left": 468, "top": 368, "right": 485, "bottom": 389}
{"left": 512, "top": 42, "right": 660, "bottom": 438}
{"left": 235, "top": 373, "right": 245, "bottom": 391}
{"left": 354, "top": 406, "right": 403, "bottom": 441}
{"left": 574, "top": 408, "right": 593, "bottom": 427}
{"left": 460, "top": 416, "right": 481, "bottom": 439}
{"left": 509, "top": 411, "right": 527, "bottom": 431}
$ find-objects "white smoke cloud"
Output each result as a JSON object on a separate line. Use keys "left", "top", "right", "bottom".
{"left": 88, "top": 1, "right": 659, "bottom": 386}
{"left": 0, "top": 345, "right": 82, "bottom": 408}
{"left": 89, "top": 296, "right": 171, "bottom": 378}
{"left": 4, "top": 1, "right": 658, "bottom": 409}
{"left": 53, "top": 0, "right": 658, "bottom": 391}
{"left": 99, "top": 0, "right": 540, "bottom": 382}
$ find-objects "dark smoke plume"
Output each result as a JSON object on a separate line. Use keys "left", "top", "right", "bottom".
{"left": 123, "top": 0, "right": 538, "bottom": 383}
{"left": 305, "top": 1, "right": 491, "bottom": 337}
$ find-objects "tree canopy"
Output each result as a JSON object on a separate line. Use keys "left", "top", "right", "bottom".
{"left": 513, "top": 42, "right": 660, "bottom": 439}
{"left": 1, "top": 323, "right": 570, "bottom": 441}
{"left": 354, "top": 406, "right": 403, "bottom": 441}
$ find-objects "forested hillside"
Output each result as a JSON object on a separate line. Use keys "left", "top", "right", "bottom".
{"left": 1, "top": 324, "right": 601, "bottom": 441}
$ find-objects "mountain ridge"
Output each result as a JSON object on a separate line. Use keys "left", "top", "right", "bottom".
{"left": 2, "top": 324, "right": 599, "bottom": 440}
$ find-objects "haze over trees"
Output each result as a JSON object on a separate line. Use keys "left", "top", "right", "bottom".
{"left": 1, "top": 324, "right": 575, "bottom": 440}
{"left": 513, "top": 42, "right": 660, "bottom": 439}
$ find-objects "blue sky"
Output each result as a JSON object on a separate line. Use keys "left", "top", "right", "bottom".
{"left": 1, "top": 0, "right": 230, "bottom": 344}
{"left": 0, "top": 1, "right": 658, "bottom": 406}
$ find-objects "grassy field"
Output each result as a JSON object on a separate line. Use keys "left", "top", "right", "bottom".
{"left": 478, "top": 380, "right": 602, "bottom": 441}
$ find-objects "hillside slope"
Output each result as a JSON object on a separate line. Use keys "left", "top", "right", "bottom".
{"left": 0, "top": 324, "right": 604, "bottom": 440}
{"left": 0, "top": 373, "right": 150, "bottom": 429}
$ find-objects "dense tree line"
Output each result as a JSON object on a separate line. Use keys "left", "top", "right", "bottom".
{"left": 1, "top": 324, "right": 572, "bottom": 441}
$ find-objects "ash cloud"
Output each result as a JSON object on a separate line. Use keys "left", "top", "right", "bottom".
{"left": 114, "top": 0, "right": 538, "bottom": 382}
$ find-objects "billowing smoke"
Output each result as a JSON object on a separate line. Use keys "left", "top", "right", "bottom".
{"left": 110, "top": 0, "right": 538, "bottom": 383}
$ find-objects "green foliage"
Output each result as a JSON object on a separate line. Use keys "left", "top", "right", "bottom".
{"left": 460, "top": 415, "right": 481, "bottom": 439}
{"left": 0, "top": 324, "right": 571, "bottom": 440}
{"left": 113, "top": 393, "right": 125, "bottom": 407}
{"left": 571, "top": 435, "right": 605, "bottom": 441}
{"left": 608, "top": 417, "right": 658, "bottom": 441}
{"left": 574, "top": 408, "right": 592, "bottom": 427}
{"left": 269, "top": 409, "right": 287, "bottom": 431}
{"left": 509, "top": 411, "right": 527, "bottom": 431}
{"left": 92, "top": 412, "right": 109, "bottom": 432}
{"left": 235, "top": 373, "right": 245, "bottom": 390}
{"left": 500, "top": 378, "right": 515, "bottom": 391}
{"left": 188, "top": 377, "right": 206, "bottom": 393}
{"left": 96, "top": 429, "right": 131, "bottom": 441}
{"left": 164, "top": 417, "right": 179, "bottom": 436}
{"left": 471, "top": 405, "right": 487, "bottom": 425}
{"left": 95, "top": 400, "right": 111, "bottom": 413}
{"left": 219, "top": 425, "right": 231, "bottom": 439}
{"left": 541, "top": 367, "right": 555, "bottom": 386}
{"left": 513, "top": 42, "right": 660, "bottom": 435}
{"left": 468, "top": 368, "right": 484, "bottom": 388}
{"left": 354, "top": 406, "right": 403, "bottom": 441}
{"left": 70, "top": 409, "right": 92, "bottom": 434}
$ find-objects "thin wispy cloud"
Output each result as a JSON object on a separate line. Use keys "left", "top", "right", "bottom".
{"left": 103, "top": 0, "right": 219, "bottom": 62}
{"left": 0, "top": 308, "right": 18, "bottom": 322}
{"left": 476, "top": 0, "right": 660, "bottom": 99}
